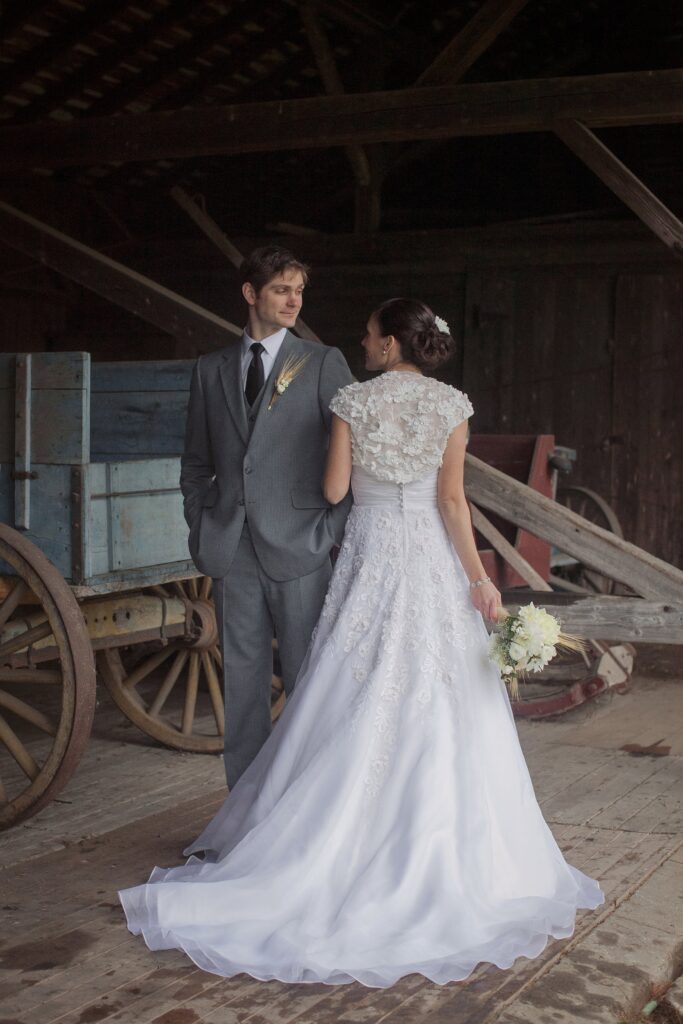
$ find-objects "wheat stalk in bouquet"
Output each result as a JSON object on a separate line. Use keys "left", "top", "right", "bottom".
{"left": 489, "top": 603, "right": 586, "bottom": 701}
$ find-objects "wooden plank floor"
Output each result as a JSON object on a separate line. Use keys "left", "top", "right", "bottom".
{"left": 1, "top": 670, "right": 682, "bottom": 1024}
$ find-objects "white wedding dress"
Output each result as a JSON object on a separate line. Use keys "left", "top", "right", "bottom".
{"left": 119, "top": 373, "right": 604, "bottom": 988}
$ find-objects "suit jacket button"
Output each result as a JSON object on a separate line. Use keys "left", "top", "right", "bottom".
{"left": 244, "top": 466, "right": 252, "bottom": 474}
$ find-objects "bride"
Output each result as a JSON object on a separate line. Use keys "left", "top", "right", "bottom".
{"left": 119, "top": 298, "right": 603, "bottom": 988}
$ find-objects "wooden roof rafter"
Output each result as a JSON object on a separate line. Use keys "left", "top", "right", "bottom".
{"left": 0, "top": 0, "right": 133, "bottom": 100}
{"left": 0, "top": 0, "right": 53, "bottom": 44}
{"left": 7, "top": 0, "right": 208, "bottom": 124}
{"left": 83, "top": 1, "right": 287, "bottom": 119}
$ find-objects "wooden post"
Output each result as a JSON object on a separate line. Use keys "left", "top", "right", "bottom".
{"left": 555, "top": 119, "right": 683, "bottom": 256}
{"left": 169, "top": 187, "right": 322, "bottom": 343}
{"left": 0, "top": 201, "right": 242, "bottom": 354}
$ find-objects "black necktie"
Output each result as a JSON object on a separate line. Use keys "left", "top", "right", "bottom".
{"left": 245, "top": 342, "right": 265, "bottom": 406}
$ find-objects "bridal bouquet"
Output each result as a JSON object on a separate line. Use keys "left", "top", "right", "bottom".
{"left": 489, "top": 603, "right": 584, "bottom": 700}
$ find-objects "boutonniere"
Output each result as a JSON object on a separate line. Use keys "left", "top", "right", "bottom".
{"left": 268, "top": 354, "right": 311, "bottom": 410}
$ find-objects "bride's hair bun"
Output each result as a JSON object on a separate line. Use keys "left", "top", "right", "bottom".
{"left": 373, "top": 298, "right": 455, "bottom": 371}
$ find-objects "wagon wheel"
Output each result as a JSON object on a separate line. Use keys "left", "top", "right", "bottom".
{"left": 554, "top": 485, "right": 625, "bottom": 595}
{"left": 0, "top": 525, "right": 96, "bottom": 829}
{"left": 99, "top": 578, "right": 285, "bottom": 754}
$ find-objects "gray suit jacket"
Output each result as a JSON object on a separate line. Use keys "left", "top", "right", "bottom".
{"left": 180, "top": 331, "right": 354, "bottom": 581}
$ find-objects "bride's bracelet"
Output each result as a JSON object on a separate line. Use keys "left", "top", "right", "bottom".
{"left": 469, "top": 576, "right": 492, "bottom": 590}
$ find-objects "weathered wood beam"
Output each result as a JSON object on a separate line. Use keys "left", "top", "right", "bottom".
{"left": 464, "top": 454, "right": 683, "bottom": 603}
{"left": 1, "top": 70, "right": 680, "bottom": 171}
{"left": 0, "top": 0, "right": 129, "bottom": 98}
{"left": 471, "top": 504, "right": 551, "bottom": 591}
{"left": 170, "top": 187, "right": 322, "bottom": 344}
{"left": 417, "top": 0, "right": 532, "bottom": 87}
{"left": 554, "top": 118, "right": 683, "bottom": 256}
{"left": 500, "top": 593, "right": 683, "bottom": 645}
{"left": 0, "top": 201, "right": 241, "bottom": 353}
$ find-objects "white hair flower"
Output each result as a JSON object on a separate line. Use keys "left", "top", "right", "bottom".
{"left": 434, "top": 315, "right": 449, "bottom": 333}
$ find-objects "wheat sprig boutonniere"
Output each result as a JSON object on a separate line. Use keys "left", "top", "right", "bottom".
{"left": 267, "top": 353, "right": 311, "bottom": 410}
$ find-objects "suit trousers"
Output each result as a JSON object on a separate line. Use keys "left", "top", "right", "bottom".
{"left": 213, "top": 525, "right": 332, "bottom": 788}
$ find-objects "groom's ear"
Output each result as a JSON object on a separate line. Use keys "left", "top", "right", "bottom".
{"left": 242, "top": 281, "right": 257, "bottom": 306}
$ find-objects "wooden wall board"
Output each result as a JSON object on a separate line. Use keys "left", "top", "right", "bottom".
{"left": 612, "top": 273, "right": 683, "bottom": 567}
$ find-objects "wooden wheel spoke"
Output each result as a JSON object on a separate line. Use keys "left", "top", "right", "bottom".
{"left": 200, "top": 576, "right": 212, "bottom": 601}
{"left": 0, "top": 667, "right": 62, "bottom": 684}
{"left": 188, "top": 577, "right": 199, "bottom": 600}
{"left": 0, "top": 689, "right": 56, "bottom": 735}
{"left": 0, "top": 619, "right": 54, "bottom": 661}
{"left": 0, "top": 579, "right": 28, "bottom": 630}
{"left": 0, "top": 772, "right": 7, "bottom": 804}
{"left": 148, "top": 650, "right": 188, "bottom": 719}
{"left": 0, "top": 712, "right": 40, "bottom": 780}
{"left": 182, "top": 653, "right": 200, "bottom": 735}
{"left": 123, "top": 644, "right": 177, "bottom": 690}
{"left": 200, "top": 651, "right": 225, "bottom": 735}
{"left": 211, "top": 645, "right": 223, "bottom": 669}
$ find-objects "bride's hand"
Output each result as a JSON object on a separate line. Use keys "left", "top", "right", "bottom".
{"left": 469, "top": 581, "right": 502, "bottom": 622}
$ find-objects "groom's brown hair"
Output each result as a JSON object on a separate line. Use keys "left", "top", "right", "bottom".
{"left": 240, "top": 245, "right": 310, "bottom": 295}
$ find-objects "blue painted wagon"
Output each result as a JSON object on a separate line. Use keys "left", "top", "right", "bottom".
{"left": 0, "top": 351, "right": 284, "bottom": 829}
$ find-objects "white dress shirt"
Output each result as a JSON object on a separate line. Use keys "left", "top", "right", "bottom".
{"left": 241, "top": 327, "right": 287, "bottom": 391}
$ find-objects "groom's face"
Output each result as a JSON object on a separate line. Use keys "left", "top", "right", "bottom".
{"left": 243, "top": 269, "right": 305, "bottom": 336}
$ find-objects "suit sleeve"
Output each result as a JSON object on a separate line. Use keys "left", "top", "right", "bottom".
{"left": 318, "top": 346, "right": 355, "bottom": 430}
{"left": 180, "top": 358, "right": 215, "bottom": 528}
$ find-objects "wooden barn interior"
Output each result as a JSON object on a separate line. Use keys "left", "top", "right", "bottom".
{"left": 0, "top": 0, "right": 681, "bottom": 570}
{"left": 2, "top": 6, "right": 683, "bottom": 1018}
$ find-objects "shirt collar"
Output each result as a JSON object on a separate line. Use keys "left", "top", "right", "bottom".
{"left": 242, "top": 327, "right": 287, "bottom": 358}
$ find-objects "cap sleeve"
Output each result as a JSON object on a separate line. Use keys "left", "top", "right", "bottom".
{"left": 444, "top": 388, "right": 474, "bottom": 433}
{"left": 329, "top": 383, "right": 360, "bottom": 424}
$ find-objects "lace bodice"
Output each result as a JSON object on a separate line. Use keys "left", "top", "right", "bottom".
{"left": 329, "top": 373, "right": 473, "bottom": 483}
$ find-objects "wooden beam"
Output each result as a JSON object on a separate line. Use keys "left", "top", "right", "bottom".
{"left": 500, "top": 593, "right": 683, "bottom": 645}
{"left": 470, "top": 504, "right": 551, "bottom": 591}
{"left": 170, "top": 187, "right": 322, "bottom": 343}
{"left": 417, "top": 0, "right": 532, "bottom": 87}
{"left": 0, "top": 201, "right": 241, "bottom": 352}
{"left": 1, "top": 69, "right": 681, "bottom": 171}
{"left": 464, "top": 454, "right": 683, "bottom": 603}
{"left": 554, "top": 118, "right": 683, "bottom": 256}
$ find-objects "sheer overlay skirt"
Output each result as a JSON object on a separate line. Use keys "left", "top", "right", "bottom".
{"left": 119, "top": 471, "right": 604, "bottom": 987}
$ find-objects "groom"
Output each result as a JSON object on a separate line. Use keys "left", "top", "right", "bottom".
{"left": 180, "top": 246, "right": 353, "bottom": 786}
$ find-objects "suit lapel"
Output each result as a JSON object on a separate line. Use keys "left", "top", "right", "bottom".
{"left": 218, "top": 341, "right": 249, "bottom": 446}
{"left": 248, "top": 331, "right": 300, "bottom": 445}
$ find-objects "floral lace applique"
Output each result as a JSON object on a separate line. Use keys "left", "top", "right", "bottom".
{"left": 329, "top": 374, "right": 473, "bottom": 484}
{"left": 312, "top": 503, "right": 480, "bottom": 797}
